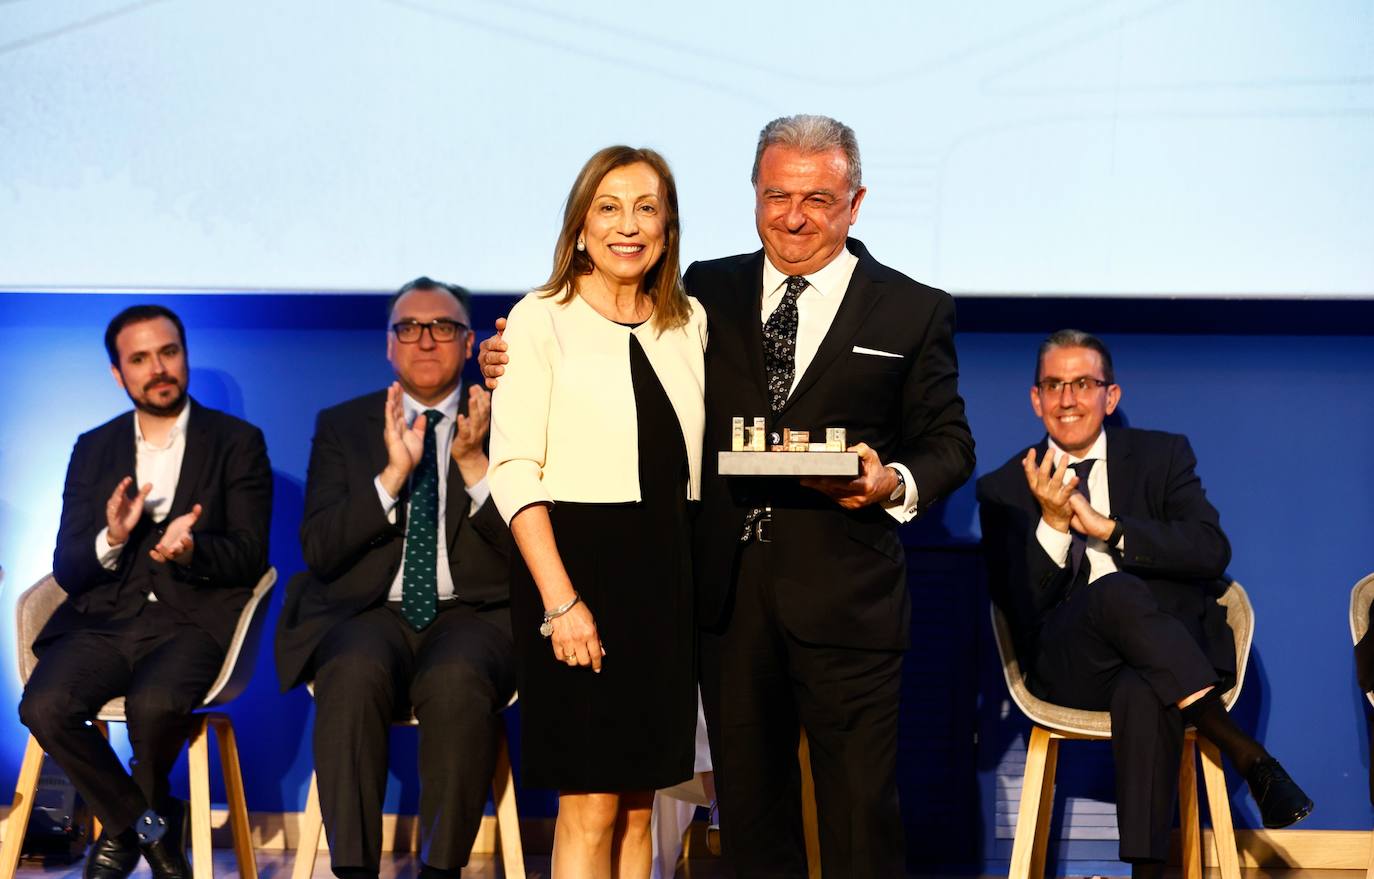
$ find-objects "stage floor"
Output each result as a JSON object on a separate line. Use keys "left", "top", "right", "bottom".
{"left": 10, "top": 851, "right": 1368, "bottom": 879}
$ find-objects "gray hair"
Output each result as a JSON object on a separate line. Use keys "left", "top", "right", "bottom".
{"left": 751, "top": 114, "right": 862, "bottom": 195}
{"left": 1035, "top": 328, "right": 1116, "bottom": 385}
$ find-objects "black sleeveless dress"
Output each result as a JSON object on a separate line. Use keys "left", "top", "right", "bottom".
{"left": 509, "top": 332, "right": 696, "bottom": 791}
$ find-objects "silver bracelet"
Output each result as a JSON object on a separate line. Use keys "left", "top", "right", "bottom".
{"left": 539, "top": 593, "right": 581, "bottom": 638}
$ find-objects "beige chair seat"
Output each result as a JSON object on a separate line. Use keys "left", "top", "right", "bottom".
{"left": 1, "top": 568, "right": 277, "bottom": 879}
{"left": 991, "top": 581, "right": 1254, "bottom": 879}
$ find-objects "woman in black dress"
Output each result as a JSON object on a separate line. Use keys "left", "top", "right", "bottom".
{"left": 487, "top": 146, "right": 706, "bottom": 878}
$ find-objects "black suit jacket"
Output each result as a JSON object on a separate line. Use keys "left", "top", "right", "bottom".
{"left": 976, "top": 426, "right": 1235, "bottom": 679}
{"left": 685, "top": 238, "right": 975, "bottom": 650}
{"left": 274, "top": 386, "right": 511, "bottom": 691}
{"left": 44, "top": 400, "right": 273, "bottom": 651}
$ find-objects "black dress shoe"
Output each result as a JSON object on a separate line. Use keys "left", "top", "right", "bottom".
{"left": 1246, "top": 758, "right": 1314, "bottom": 828}
{"left": 140, "top": 836, "right": 192, "bottom": 879}
{"left": 84, "top": 832, "right": 140, "bottom": 879}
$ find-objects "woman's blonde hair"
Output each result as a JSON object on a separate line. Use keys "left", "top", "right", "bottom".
{"left": 538, "top": 145, "right": 690, "bottom": 333}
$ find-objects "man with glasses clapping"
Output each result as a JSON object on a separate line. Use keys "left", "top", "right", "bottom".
{"left": 275, "top": 277, "right": 515, "bottom": 879}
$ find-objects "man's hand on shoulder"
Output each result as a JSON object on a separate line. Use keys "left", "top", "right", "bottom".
{"left": 1021, "top": 448, "right": 1078, "bottom": 533}
{"left": 106, "top": 476, "right": 152, "bottom": 547}
{"left": 478, "top": 316, "right": 508, "bottom": 390}
{"left": 452, "top": 384, "right": 491, "bottom": 487}
{"left": 800, "top": 443, "right": 900, "bottom": 510}
{"left": 378, "top": 382, "right": 426, "bottom": 497}
{"left": 150, "top": 503, "right": 200, "bottom": 565}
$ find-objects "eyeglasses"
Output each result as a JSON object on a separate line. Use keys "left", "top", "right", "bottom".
{"left": 391, "top": 319, "right": 469, "bottom": 344}
{"left": 1036, "top": 377, "right": 1109, "bottom": 395}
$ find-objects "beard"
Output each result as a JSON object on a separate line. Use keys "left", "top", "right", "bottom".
{"left": 129, "top": 378, "right": 187, "bottom": 417}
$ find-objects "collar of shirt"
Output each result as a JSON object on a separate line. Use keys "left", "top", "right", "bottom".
{"left": 133, "top": 398, "right": 192, "bottom": 450}
{"left": 401, "top": 386, "right": 461, "bottom": 431}
{"left": 762, "top": 245, "right": 859, "bottom": 306}
{"left": 1047, "top": 429, "right": 1108, "bottom": 469}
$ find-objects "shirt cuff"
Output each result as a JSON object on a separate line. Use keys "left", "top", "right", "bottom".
{"left": 375, "top": 476, "right": 400, "bottom": 523}
{"left": 1036, "top": 518, "right": 1072, "bottom": 568}
{"left": 465, "top": 476, "right": 491, "bottom": 516}
{"left": 881, "top": 462, "right": 919, "bottom": 524}
{"left": 94, "top": 528, "right": 122, "bottom": 571}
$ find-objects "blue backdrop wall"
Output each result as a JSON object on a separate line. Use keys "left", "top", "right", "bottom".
{"left": 0, "top": 292, "right": 1371, "bottom": 874}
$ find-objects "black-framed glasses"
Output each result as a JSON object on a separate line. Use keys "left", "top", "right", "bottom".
{"left": 391, "top": 319, "right": 469, "bottom": 343}
{"left": 1036, "top": 377, "right": 1109, "bottom": 395}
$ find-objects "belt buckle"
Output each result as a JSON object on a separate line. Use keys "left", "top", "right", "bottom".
{"left": 754, "top": 516, "right": 773, "bottom": 543}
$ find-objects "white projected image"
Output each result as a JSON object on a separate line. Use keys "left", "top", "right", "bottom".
{"left": 1, "top": 0, "right": 1371, "bottom": 295}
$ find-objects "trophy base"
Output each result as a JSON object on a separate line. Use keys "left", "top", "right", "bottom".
{"left": 718, "top": 451, "right": 860, "bottom": 477}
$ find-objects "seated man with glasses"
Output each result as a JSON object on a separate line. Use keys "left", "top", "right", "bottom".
{"left": 975, "top": 328, "right": 1312, "bottom": 879}
{"left": 275, "top": 277, "right": 514, "bottom": 879}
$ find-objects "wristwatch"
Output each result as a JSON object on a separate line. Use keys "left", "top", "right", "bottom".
{"left": 887, "top": 467, "right": 906, "bottom": 503}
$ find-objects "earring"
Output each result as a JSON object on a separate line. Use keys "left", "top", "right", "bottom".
{"left": 576, "top": 238, "right": 586, "bottom": 252}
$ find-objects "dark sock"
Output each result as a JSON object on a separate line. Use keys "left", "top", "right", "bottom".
{"left": 1180, "top": 688, "right": 1268, "bottom": 775}
{"left": 1130, "top": 858, "right": 1166, "bottom": 879}
{"left": 331, "top": 869, "right": 378, "bottom": 879}
{"left": 418, "top": 864, "right": 461, "bottom": 879}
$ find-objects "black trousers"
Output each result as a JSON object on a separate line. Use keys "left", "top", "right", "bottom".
{"left": 701, "top": 541, "right": 905, "bottom": 879}
{"left": 310, "top": 602, "right": 515, "bottom": 872}
{"left": 18, "top": 603, "right": 224, "bottom": 834}
{"left": 1030, "top": 571, "right": 1221, "bottom": 862}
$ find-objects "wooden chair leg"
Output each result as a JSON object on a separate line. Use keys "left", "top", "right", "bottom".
{"left": 798, "top": 729, "right": 821, "bottom": 879}
{"left": 209, "top": 716, "right": 257, "bottom": 879}
{"left": 1178, "top": 733, "right": 1201, "bottom": 879}
{"left": 92, "top": 720, "right": 109, "bottom": 843}
{"left": 0, "top": 735, "right": 46, "bottom": 879}
{"left": 1366, "top": 826, "right": 1374, "bottom": 879}
{"left": 186, "top": 717, "right": 214, "bottom": 879}
{"left": 1198, "top": 736, "right": 1241, "bottom": 879}
{"left": 1009, "top": 725, "right": 1055, "bottom": 879}
{"left": 1029, "top": 734, "right": 1059, "bottom": 879}
{"left": 490, "top": 731, "right": 526, "bottom": 879}
{"left": 290, "top": 774, "right": 324, "bottom": 879}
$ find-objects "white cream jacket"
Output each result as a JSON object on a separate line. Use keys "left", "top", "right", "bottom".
{"left": 488, "top": 289, "right": 707, "bottom": 524}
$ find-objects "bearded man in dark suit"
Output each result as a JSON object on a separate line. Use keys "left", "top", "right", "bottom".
{"left": 976, "top": 329, "right": 1312, "bottom": 879}
{"left": 19, "top": 304, "right": 272, "bottom": 879}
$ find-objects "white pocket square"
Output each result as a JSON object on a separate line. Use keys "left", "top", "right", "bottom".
{"left": 852, "top": 345, "right": 903, "bottom": 359}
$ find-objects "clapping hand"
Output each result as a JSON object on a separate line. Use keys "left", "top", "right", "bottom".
{"left": 150, "top": 503, "right": 201, "bottom": 565}
{"left": 1067, "top": 492, "right": 1116, "bottom": 541}
{"left": 451, "top": 384, "right": 491, "bottom": 463}
{"left": 106, "top": 476, "right": 152, "bottom": 547}
{"left": 1021, "top": 448, "right": 1078, "bottom": 533}
{"left": 379, "top": 382, "right": 427, "bottom": 497}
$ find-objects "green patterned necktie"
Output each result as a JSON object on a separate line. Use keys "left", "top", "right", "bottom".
{"left": 400, "top": 409, "right": 444, "bottom": 630}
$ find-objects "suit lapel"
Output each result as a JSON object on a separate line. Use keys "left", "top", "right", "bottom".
{"left": 731, "top": 251, "right": 769, "bottom": 400}
{"left": 1104, "top": 426, "right": 1135, "bottom": 517}
{"left": 112, "top": 413, "right": 136, "bottom": 485}
{"left": 167, "top": 401, "right": 209, "bottom": 518}
{"left": 778, "top": 240, "right": 885, "bottom": 418}
{"left": 365, "top": 400, "right": 405, "bottom": 531}
{"left": 444, "top": 383, "right": 472, "bottom": 552}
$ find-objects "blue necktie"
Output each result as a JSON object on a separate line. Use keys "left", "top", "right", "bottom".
{"left": 400, "top": 409, "right": 444, "bottom": 630}
{"left": 1069, "top": 459, "right": 1097, "bottom": 584}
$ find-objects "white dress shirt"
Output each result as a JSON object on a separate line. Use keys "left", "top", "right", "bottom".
{"left": 760, "top": 248, "right": 919, "bottom": 522}
{"left": 95, "top": 401, "right": 192, "bottom": 574}
{"left": 1035, "top": 430, "right": 1126, "bottom": 584}
{"left": 374, "top": 387, "right": 491, "bottom": 602}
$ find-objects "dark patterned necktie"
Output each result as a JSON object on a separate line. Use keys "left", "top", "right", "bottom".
{"left": 763, "top": 275, "right": 808, "bottom": 412}
{"left": 400, "top": 409, "right": 444, "bottom": 630}
{"left": 1068, "top": 458, "right": 1097, "bottom": 583}
{"left": 741, "top": 275, "right": 809, "bottom": 542}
